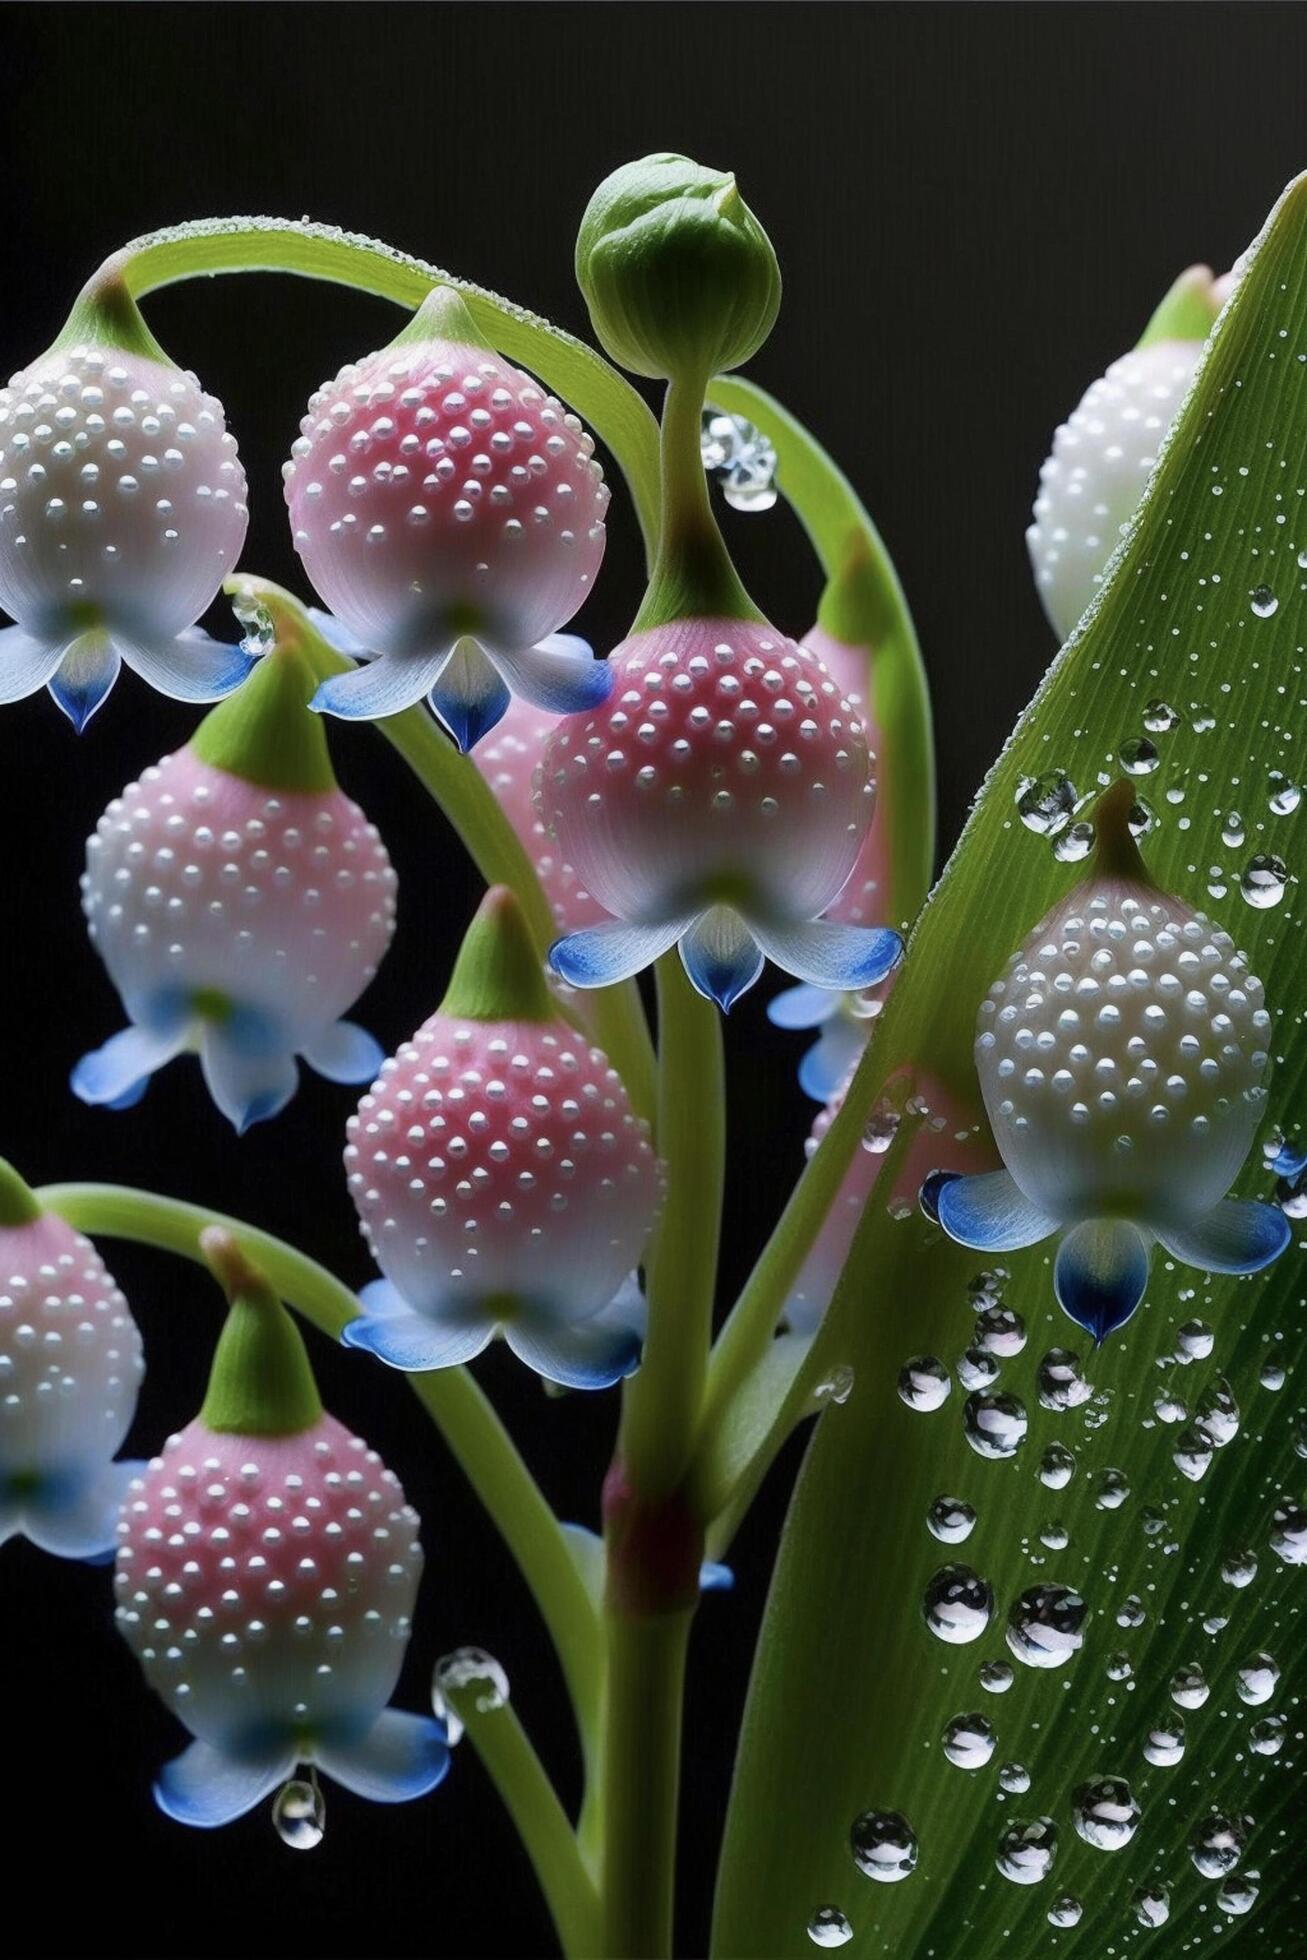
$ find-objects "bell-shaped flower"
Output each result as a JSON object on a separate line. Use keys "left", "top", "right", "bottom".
{"left": 1027, "top": 265, "right": 1228, "bottom": 643}
{"left": 0, "top": 277, "right": 252, "bottom": 729}
{"left": 115, "top": 1232, "right": 447, "bottom": 1826}
{"left": 72, "top": 643, "right": 397, "bottom": 1131}
{"left": 538, "top": 617, "right": 902, "bottom": 1009}
{"left": 343, "top": 887, "right": 659, "bottom": 1388}
{"left": 284, "top": 286, "right": 611, "bottom": 750}
{"left": 0, "top": 1161, "right": 145, "bottom": 1561}
{"left": 932, "top": 786, "right": 1289, "bottom": 1342}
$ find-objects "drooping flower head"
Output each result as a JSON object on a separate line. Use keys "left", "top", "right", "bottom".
{"left": 343, "top": 886, "right": 659, "bottom": 1387}
{"left": 0, "top": 1160, "right": 144, "bottom": 1561}
{"left": 284, "top": 286, "right": 611, "bottom": 749}
{"left": 114, "top": 1230, "right": 447, "bottom": 1828}
{"left": 1027, "top": 265, "right": 1228, "bottom": 643}
{"left": 73, "top": 642, "right": 397, "bottom": 1131}
{"left": 0, "top": 275, "right": 252, "bottom": 728}
{"left": 933, "top": 783, "right": 1288, "bottom": 1341}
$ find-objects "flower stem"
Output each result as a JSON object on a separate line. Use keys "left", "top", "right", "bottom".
{"left": 632, "top": 371, "right": 760, "bottom": 633}
{"left": 598, "top": 1607, "right": 693, "bottom": 1959}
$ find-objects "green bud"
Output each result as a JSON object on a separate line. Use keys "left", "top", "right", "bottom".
{"left": 576, "top": 153, "right": 781, "bottom": 382}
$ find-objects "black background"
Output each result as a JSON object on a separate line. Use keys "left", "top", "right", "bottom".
{"left": 2, "top": 7, "right": 1306, "bottom": 1957}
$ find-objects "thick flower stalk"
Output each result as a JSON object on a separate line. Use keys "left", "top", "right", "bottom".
{"left": 934, "top": 782, "right": 1288, "bottom": 1340}
{"left": 0, "top": 273, "right": 251, "bottom": 728}
{"left": 1027, "top": 264, "right": 1227, "bottom": 642}
{"left": 343, "top": 885, "right": 659, "bottom": 1386}
{"left": 114, "top": 1229, "right": 448, "bottom": 1827}
{"left": 0, "top": 1158, "right": 144, "bottom": 1560}
{"left": 284, "top": 286, "right": 611, "bottom": 749}
{"left": 73, "top": 640, "right": 397, "bottom": 1130}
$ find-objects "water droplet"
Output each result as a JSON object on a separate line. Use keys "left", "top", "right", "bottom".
{"left": 1143, "top": 1715, "right": 1186, "bottom": 1766}
{"left": 1249, "top": 1714, "right": 1286, "bottom": 1756}
{"left": 1119, "top": 736, "right": 1159, "bottom": 776}
{"left": 974, "top": 1306, "right": 1026, "bottom": 1357}
{"left": 272, "top": 1773, "right": 324, "bottom": 1851}
{"left": 231, "top": 585, "right": 277, "bottom": 657}
{"left": 723, "top": 471, "right": 779, "bottom": 515}
{"left": 963, "top": 1389, "right": 1028, "bottom": 1460}
{"left": 1268, "top": 770, "right": 1301, "bottom": 816}
{"left": 1154, "top": 1389, "right": 1188, "bottom": 1424}
{"left": 1195, "top": 1376, "right": 1240, "bottom": 1448}
{"left": 1250, "top": 584, "right": 1279, "bottom": 618}
{"left": 967, "top": 1268, "right": 1008, "bottom": 1309}
{"left": 979, "top": 1660, "right": 1015, "bottom": 1695}
{"left": 957, "top": 1346, "right": 1000, "bottom": 1392}
{"left": 1221, "top": 810, "right": 1247, "bottom": 849}
{"left": 1016, "top": 771, "right": 1078, "bottom": 837}
{"left": 1126, "top": 797, "right": 1158, "bottom": 838}
{"left": 1216, "top": 1875, "right": 1259, "bottom": 1917}
{"left": 433, "top": 1646, "right": 510, "bottom": 1714}
{"left": 1132, "top": 1884, "right": 1170, "bottom": 1928}
{"left": 998, "top": 1761, "right": 1031, "bottom": 1794}
{"left": 1190, "top": 1809, "right": 1249, "bottom": 1878}
{"left": 1277, "top": 1165, "right": 1307, "bottom": 1219}
{"left": 1170, "top": 1663, "right": 1210, "bottom": 1709}
{"left": 1175, "top": 1319, "right": 1214, "bottom": 1363}
{"left": 898, "top": 1355, "right": 950, "bottom": 1412}
{"left": 806, "top": 1906, "right": 853, "bottom": 1948}
{"left": 1235, "top": 1652, "right": 1280, "bottom": 1706}
{"left": 942, "top": 1712, "right": 996, "bottom": 1770}
{"left": 1094, "top": 1469, "right": 1130, "bottom": 1511}
{"left": 1036, "top": 1349, "right": 1092, "bottom": 1412}
{"left": 1115, "top": 1593, "right": 1146, "bottom": 1630}
{"left": 1072, "top": 1777, "right": 1140, "bottom": 1852}
{"left": 814, "top": 1365, "right": 855, "bottom": 1407}
{"left": 1242, "top": 852, "right": 1287, "bottom": 908}
{"left": 862, "top": 1098, "right": 901, "bottom": 1155}
{"left": 701, "top": 413, "right": 777, "bottom": 513}
{"left": 1191, "top": 705, "right": 1216, "bottom": 733}
{"left": 849, "top": 1809, "right": 918, "bottom": 1883}
{"left": 995, "top": 1816, "right": 1058, "bottom": 1886}
{"left": 1046, "top": 1895, "right": 1083, "bottom": 1928}
{"left": 1172, "top": 1425, "right": 1214, "bottom": 1482}
{"left": 1039, "top": 1520, "right": 1069, "bottom": 1550}
{"left": 926, "top": 1495, "right": 976, "bottom": 1544}
{"left": 1006, "top": 1584, "right": 1088, "bottom": 1670}
{"left": 1105, "top": 1651, "right": 1132, "bottom": 1682}
{"left": 1039, "top": 1442, "right": 1077, "bottom": 1490}
{"left": 923, "top": 1563, "right": 994, "bottom": 1645}
{"left": 1053, "top": 822, "right": 1094, "bottom": 863}
{"left": 1270, "top": 1499, "right": 1307, "bottom": 1564}
{"left": 1258, "top": 1348, "right": 1285, "bottom": 1391}
{"left": 1221, "top": 1547, "right": 1259, "bottom": 1589}
{"left": 431, "top": 1682, "right": 464, "bottom": 1747}
{"left": 1142, "top": 699, "right": 1179, "bottom": 734}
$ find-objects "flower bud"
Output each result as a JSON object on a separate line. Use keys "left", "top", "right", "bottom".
{"left": 284, "top": 287, "right": 610, "bottom": 748}
{"left": 0, "top": 1161, "right": 144, "bottom": 1560}
{"left": 343, "top": 887, "right": 659, "bottom": 1388}
{"left": 576, "top": 154, "right": 781, "bottom": 382}
{"left": 115, "top": 1232, "right": 446, "bottom": 1826}
{"left": 0, "top": 275, "right": 251, "bottom": 728}
{"left": 73, "top": 645, "right": 397, "bottom": 1131}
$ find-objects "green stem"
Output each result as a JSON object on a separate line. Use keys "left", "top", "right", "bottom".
{"left": 633, "top": 371, "right": 760, "bottom": 632}
{"left": 98, "top": 217, "right": 661, "bottom": 560}
{"left": 442, "top": 1685, "right": 601, "bottom": 1960}
{"left": 36, "top": 1183, "right": 603, "bottom": 1757}
{"left": 619, "top": 954, "right": 725, "bottom": 1497}
{"left": 599, "top": 1609, "right": 693, "bottom": 1959}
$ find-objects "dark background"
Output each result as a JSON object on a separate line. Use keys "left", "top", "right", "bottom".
{"left": 2, "top": 6, "right": 1305, "bottom": 1956}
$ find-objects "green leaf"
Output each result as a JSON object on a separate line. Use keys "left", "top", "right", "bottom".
{"left": 712, "top": 175, "right": 1307, "bottom": 1956}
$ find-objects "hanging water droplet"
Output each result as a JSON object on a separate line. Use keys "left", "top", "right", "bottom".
{"left": 723, "top": 470, "right": 779, "bottom": 514}
{"left": 862, "top": 1098, "right": 901, "bottom": 1155}
{"left": 1119, "top": 736, "right": 1159, "bottom": 776}
{"left": 1038, "top": 1442, "right": 1077, "bottom": 1490}
{"left": 979, "top": 1660, "right": 1015, "bottom": 1695}
{"left": 926, "top": 1495, "right": 976, "bottom": 1544}
{"left": 974, "top": 1305, "right": 1026, "bottom": 1357}
{"left": 272, "top": 1773, "right": 325, "bottom": 1851}
{"left": 995, "top": 1816, "right": 1058, "bottom": 1886}
{"left": 849, "top": 1809, "right": 918, "bottom": 1883}
{"left": 942, "top": 1712, "right": 997, "bottom": 1770}
{"left": 1268, "top": 770, "right": 1301, "bottom": 816}
{"left": 1170, "top": 1663, "right": 1210, "bottom": 1709}
{"left": 1072, "top": 1776, "right": 1140, "bottom": 1851}
{"left": 1094, "top": 1469, "right": 1130, "bottom": 1511}
{"left": 1249, "top": 1714, "right": 1286, "bottom": 1756}
{"left": 998, "top": 1761, "right": 1031, "bottom": 1794}
{"left": 1172, "top": 1424, "right": 1214, "bottom": 1482}
{"left": 957, "top": 1346, "right": 1000, "bottom": 1392}
{"left": 1250, "top": 584, "right": 1279, "bottom": 618}
{"left": 1270, "top": 1499, "right": 1307, "bottom": 1564}
{"left": 806, "top": 1905, "right": 853, "bottom": 1948}
{"left": 1190, "top": 1809, "right": 1250, "bottom": 1878}
{"left": 701, "top": 414, "right": 778, "bottom": 512}
{"left": 1046, "top": 1895, "right": 1083, "bottom": 1929}
{"left": 1143, "top": 1714, "right": 1186, "bottom": 1766}
{"left": 1235, "top": 1652, "right": 1280, "bottom": 1706}
{"left": 1036, "top": 1349, "right": 1092, "bottom": 1412}
{"left": 1142, "top": 699, "right": 1179, "bottom": 735}
{"left": 1258, "top": 1347, "right": 1286, "bottom": 1391}
{"left": 1132, "top": 1884, "right": 1171, "bottom": 1928}
{"left": 431, "top": 1682, "right": 465, "bottom": 1748}
{"left": 1195, "top": 1376, "right": 1240, "bottom": 1448}
{"left": 1006, "top": 1584, "right": 1088, "bottom": 1670}
{"left": 434, "top": 1646, "right": 510, "bottom": 1714}
{"left": 814, "top": 1365, "right": 856, "bottom": 1407}
{"left": 231, "top": 584, "right": 277, "bottom": 657}
{"left": 1216, "top": 1875, "right": 1259, "bottom": 1917}
{"left": 898, "top": 1355, "right": 951, "bottom": 1412}
{"left": 1221, "top": 1547, "right": 1259, "bottom": 1588}
{"left": 1175, "top": 1319, "right": 1214, "bottom": 1363}
{"left": 1241, "top": 852, "right": 1288, "bottom": 908}
{"left": 923, "top": 1563, "right": 994, "bottom": 1645}
{"left": 1016, "top": 771, "right": 1078, "bottom": 837}
{"left": 963, "top": 1389, "right": 1028, "bottom": 1460}
{"left": 1053, "top": 821, "right": 1094, "bottom": 863}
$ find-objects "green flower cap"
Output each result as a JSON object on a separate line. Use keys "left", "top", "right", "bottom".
{"left": 1091, "top": 778, "right": 1154, "bottom": 888}
{"left": 576, "top": 153, "right": 781, "bottom": 382}
{"left": 388, "top": 283, "right": 496, "bottom": 356}
{"left": 48, "top": 269, "right": 174, "bottom": 368}
{"left": 198, "top": 1228, "right": 324, "bottom": 1438}
{"left": 438, "top": 885, "right": 555, "bottom": 1024}
{"left": 1137, "top": 264, "right": 1225, "bottom": 351}
{"left": 816, "top": 532, "right": 897, "bottom": 651}
{"left": 0, "top": 1157, "right": 42, "bottom": 1228}
{"left": 192, "top": 640, "right": 336, "bottom": 794}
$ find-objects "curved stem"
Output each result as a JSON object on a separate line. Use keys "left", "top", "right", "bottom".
{"left": 598, "top": 1608, "right": 693, "bottom": 1959}
{"left": 36, "top": 1183, "right": 603, "bottom": 1758}
{"left": 442, "top": 1685, "right": 601, "bottom": 1960}
{"left": 633, "top": 371, "right": 759, "bottom": 631}
{"left": 96, "top": 217, "right": 661, "bottom": 560}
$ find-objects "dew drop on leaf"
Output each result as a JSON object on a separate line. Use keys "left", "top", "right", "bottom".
{"left": 926, "top": 1495, "right": 976, "bottom": 1544}
{"left": 1143, "top": 699, "right": 1179, "bottom": 734}
{"left": 1006, "top": 1583, "right": 1089, "bottom": 1669}
{"left": 1250, "top": 584, "right": 1279, "bottom": 618}
{"left": 922, "top": 1563, "right": 994, "bottom": 1644}
{"left": 1094, "top": 1468, "right": 1130, "bottom": 1510}
{"left": 1268, "top": 770, "right": 1301, "bottom": 815}
{"left": 1132, "top": 1884, "right": 1170, "bottom": 1928}
{"left": 897, "top": 1355, "right": 950, "bottom": 1412}
{"left": 963, "top": 1389, "right": 1029, "bottom": 1459}
{"left": 1143, "top": 1715, "right": 1185, "bottom": 1766}
{"left": 1241, "top": 851, "right": 1288, "bottom": 908}
{"left": 1046, "top": 1895, "right": 1083, "bottom": 1928}
{"left": 1221, "top": 1547, "right": 1259, "bottom": 1588}
{"left": 1039, "top": 1442, "right": 1077, "bottom": 1490}
{"left": 1036, "top": 1349, "right": 1092, "bottom": 1412}
{"left": 1235, "top": 1652, "right": 1280, "bottom": 1705}
{"left": 1170, "top": 1662, "right": 1210, "bottom": 1709}
{"left": 941, "top": 1712, "right": 997, "bottom": 1770}
{"left": 1073, "top": 1775, "right": 1141, "bottom": 1850}
{"left": 1249, "top": 1714, "right": 1286, "bottom": 1756}
{"left": 434, "top": 1646, "right": 510, "bottom": 1714}
{"left": 1216, "top": 1875, "right": 1260, "bottom": 1917}
{"left": 1190, "top": 1809, "right": 1250, "bottom": 1878}
{"left": 1053, "top": 821, "right": 1094, "bottom": 863}
{"left": 957, "top": 1346, "right": 1000, "bottom": 1392}
{"left": 1270, "top": 1500, "right": 1307, "bottom": 1564}
{"left": 979, "top": 1660, "right": 1015, "bottom": 1695}
{"left": 974, "top": 1305, "right": 1026, "bottom": 1357}
{"left": 998, "top": 1761, "right": 1031, "bottom": 1793}
{"left": 806, "top": 1905, "right": 853, "bottom": 1948}
{"left": 995, "top": 1816, "right": 1058, "bottom": 1886}
{"left": 1175, "top": 1318, "right": 1215, "bottom": 1363}
{"left": 849, "top": 1809, "right": 918, "bottom": 1883}
{"left": 1016, "top": 770, "right": 1078, "bottom": 836}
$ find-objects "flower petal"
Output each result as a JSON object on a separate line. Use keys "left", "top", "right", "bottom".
{"left": 300, "top": 1019, "right": 384, "bottom": 1086}
{"left": 341, "top": 1300, "right": 495, "bottom": 1372}
{"left": 549, "top": 916, "right": 687, "bottom": 989}
{"left": 489, "top": 633, "right": 613, "bottom": 716}
{"left": 200, "top": 1026, "right": 299, "bottom": 1134}
{"left": 47, "top": 631, "right": 122, "bottom": 731}
{"left": 935, "top": 1169, "right": 1059, "bottom": 1252}
{"left": 798, "top": 1018, "right": 866, "bottom": 1103}
{"left": 503, "top": 1300, "right": 643, "bottom": 1389}
{"left": 699, "top": 1559, "right": 735, "bottom": 1593}
{"left": 0, "top": 623, "right": 65, "bottom": 704}
{"left": 313, "top": 646, "right": 448, "bottom": 722}
{"left": 306, "top": 608, "right": 371, "bottom": 658}
{"left": 679, "top": 906, "right": 765, "bottom": 1011}
{"left": 749, "top": 919, "right": 903, "bottom": 991}
{"left": 767, "top": 982, "right": 839, "bottom": 1032}
{"left": 428, "top": 637, "right": 511, "bottom": 751}
{"left": 1054, "top": 1218, "right": 1152, "bottom": 1343}
{"left": 120, "top": 627, "right": 258, "bottom": 703}
{"left": 71, "top": 1023, "right": 188, "bottom": 1110}
{"left": 20, "top": 1459, "right": 143, "bottom": 1562}
{"left": 154, "top": 1736, "right": 297, "bottom": 1829}
{"left": 316, "top": 1710, "right": 450, "bottom": 1803}
{"left": 1155, "top": 1199, "right": 1291, "bottom": 1275}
